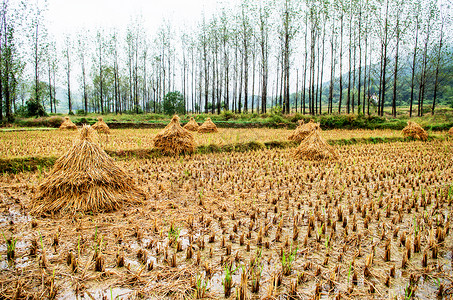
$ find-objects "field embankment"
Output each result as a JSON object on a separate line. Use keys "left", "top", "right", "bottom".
{"left": 0, "top": 127, "right": 448, "bottom": 173}
{"left": 5, "top": 108, "right": 453, "bottom": 131}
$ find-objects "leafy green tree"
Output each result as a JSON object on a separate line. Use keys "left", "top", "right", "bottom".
{"left": 163, "top": 91, "right": 185, "bottom": 115}
{"left": 17, "top": 98, "right": 46, "bottom": 117}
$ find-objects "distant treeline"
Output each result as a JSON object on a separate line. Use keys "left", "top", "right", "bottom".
{"left": 0, "top": 0, "right": 451, "bottom": 122}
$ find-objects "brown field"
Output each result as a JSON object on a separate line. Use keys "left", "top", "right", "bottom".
{"left": 0, "top": 129, "right": 452, "bottom": 299}
{"left": 0, "top": 128, "right": 447, "bottom": 159}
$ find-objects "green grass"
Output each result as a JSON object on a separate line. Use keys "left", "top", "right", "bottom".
{"left": 1, "top": 135, "right": 448, "bottom": 174}
{"left": 0, "top": 156, "right": 57, "bottom": 173}
{"left": 9, "top": 105, "right": 452, "bottom": 130}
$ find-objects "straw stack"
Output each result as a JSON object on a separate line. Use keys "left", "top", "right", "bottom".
{"left": 183, "top": 117, "right": 199, "bottom": 132}
{"left": 448, "top": 127, "right": 453, "bottom": 136}
{"left": 153, "top": 115, "right": 196, "bottom": 155}
{"left": 92, "top": 117, "right": 110, "bottom": 134}
{"left": 31, "top": 126, "right": 145, "bottom": 215}
{"left": 59, "top": 116, "right": 77, "bottom": 130}
{"left": 288, "top": 119, "right": 320, "bottom": 142}
{"left": 402, "top": 121, "right": 428, "bottom": 141}
{"left": 198, "top": 118, "right": 218, "bottom": 133}
{"left": 294, "top": 129, "right": 338, "bottom": 161}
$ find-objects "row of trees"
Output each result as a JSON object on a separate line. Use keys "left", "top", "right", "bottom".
{"left": 0, "top": 0, "right": 451, "bottom": 121}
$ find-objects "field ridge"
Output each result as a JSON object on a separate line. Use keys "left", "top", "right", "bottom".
{"left": 0, "top": 136, "right": 444, "bottom": 174}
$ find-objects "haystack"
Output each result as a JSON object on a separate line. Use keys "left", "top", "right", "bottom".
{"left": 294, "top": 129, "right": 338, "bottom": 161}
{"left": 92, "top": 117, "right": 110, "bottom": 134}
{"left": 198, "top": 118, "right": 218, "bottom": 133}
{"left": 448, "top": 126, "right": 453, "bottom": 136}
{"left": 59, "top": 116, "right": 77, "bottom": 130}
{"left": 288, "top": 119, "right": 320, "bottom": 142}
{"left": 153, "top": 115, "right": 195, "bottom": 155}
{"left": 183, "top": 117, "right": 199, "bottom": 132}
{"left": 402, "top": 121, "right": 428, "bottom": 141}
{"left": 31, "top": 126, "right": 145, "bottom": 215}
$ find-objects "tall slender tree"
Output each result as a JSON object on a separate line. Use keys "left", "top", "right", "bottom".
{"left": 63, "top": 35, "right": 72, "bottom": 114}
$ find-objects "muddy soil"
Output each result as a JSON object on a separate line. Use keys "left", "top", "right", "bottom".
{"left": 0, "top": 140, "right": 452, "bottom": 299}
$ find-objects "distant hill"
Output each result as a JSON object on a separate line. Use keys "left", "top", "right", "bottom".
{"left": 53, "top": 86, "right": 82, "bottom": 114}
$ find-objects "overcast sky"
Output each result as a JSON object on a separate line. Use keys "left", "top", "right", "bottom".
{"left": 46, "top": 0, "right": 226, "bottom": 38}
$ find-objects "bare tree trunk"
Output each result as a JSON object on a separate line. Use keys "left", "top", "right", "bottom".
{"left": 352, "top": 29, "right": 356, "bottom": 114}
{"left": 409, "top": 18, "right": 419, "bottom": 117}
{"left": 0, "top": 48, "right": 2, "bottom": 120}
{"left": 367, "top": 47, "right": 372, "bottom": 115}
{"left": 82, "top": 55, "right": 88, "bottom": 113}
{"left": 347, "top": 7, "right": 352, "bottom": 114}
{"left": 432, "top": 20, "right": 443, "bottom": 115}
{"left": 295, "top": 69, "right": 299, "bottom": 113}
{"left": 328, "top": 17, "right": 335, "bottom": 114}
{"left": 380, "top": 0, "right": 389, "bottom": 117}
{"left": 315, "top": 28, "right": 320, "bottom": 114}
{"left": 302, "top": 20, "right": 308, "bottom": 115}
{"left": 34, "top": 22, "right": 39, "bottom": 105}
{"left": 392, "top": 15, "right": 400, "bottom": 117}
{"left": 252, "top": 48, "right": 256, "bottom": 113}
{"left": 243, "top": 44, "right": 248, "bottom": 113}
{"left": 260, "top": 6, "right": 268, "bottom": 114}
{"left": 48, "top": 62, "right": 53, "bottom": 113}
{"left": 319, "top": 22, "right": 326, "bottom": 115}
{"left": 98, "top": 33, "right": 104, "bottom": 114}
{"left": 238, "top": 53, "right": 243, "bottom": 113}
{"left": 338, "top": 12, "right": 344, "bottom": 114}
{"left": 418, "top": 18, "right": 431, "bottom": 117}
{"left": 191, "top": 51, "right": 195, "bottom": 113}
{"left": 211, "top": 49, "right": 216, "bottom": 114}
{"left": 66, "top": 47, "right": 72, "bottom": 114}
{"left": 362, "top": 36, "right": 367, "bottom": 115}
{"left": 357, "top": 6, "right": 362, "bottom": 114}
{"left": 275, "top": 59, "right": 279, "bottom": 110}
{"left": 203, "top": 39, "right": 209, "bottom": 114}
{"left": 378, "top": 41, "right": 384, "bottom": 116}
{"left": 52, "top": 66, "right": 56, "bottom": 113}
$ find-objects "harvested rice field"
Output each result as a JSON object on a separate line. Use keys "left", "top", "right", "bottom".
{"left": 0, "top": 128, "right": 447, "bottom": 159}
{"left": 1, "top": 133, "right": 453, "bottom": 299}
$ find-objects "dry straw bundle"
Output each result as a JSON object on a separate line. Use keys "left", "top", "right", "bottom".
{"left": 294, "top": 128, "right": 338, "bottom": 161}
{"left": 92, "top": 117, "right": 110, "bottom": 134}
{"left": 198, "top": 117, "right": 218, "bottom": 133}
{"left": 59, "top": 116, "right": 77, "bottom": 130}
{"left": 183, "top": 117, "right": 199, "bottom": 131}
{"left": 402, "top": 121, "right": 428, "bottom": 141}
{"left": 448, "top": 126, "right": 453, "bottom": 136}
{"left": 31, "top": 125, "right": 145, "bottom": 215}
{"left": 288, "top": 119, "right": 320, "bottom": 142}
{"left": 153, "top": 115, "right": 196, "bottom": 155}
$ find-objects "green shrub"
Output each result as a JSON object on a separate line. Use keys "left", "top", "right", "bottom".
{"left": 218, "top": 110, "right": 236, "bottom": 121}
{"left": 163, "top": 91, "right": 185, "bottom": 115}
{"left": 16, "top": 99, "right": 47, "bottom": 118}
{"left": 47, "top": 116, "right": 64, "bottom": 127}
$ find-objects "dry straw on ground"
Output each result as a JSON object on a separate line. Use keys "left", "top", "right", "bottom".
{"left": 153, "top": 115, "right": 196, "bottom": 155}
{"left": 288, "top": 119, "right": 320, "bottom": 142}
{"left": 59, "top": 116, "right": 77, "bottom": 130}
{"left": 31, "top": 125, "right": 145, "bottom": 215}
{"left": 294, "top": 128, "right": 338, "bottom": 160}
{"left": 402, "top": 121, "right": 428, "bottom": 141}
{"left": 183, "top": 117, "right": 199, "bottom": 131}
{"left": 92, "top": 117, "right": 110, "bottom": 134}
{"left": 198, "top": 117, "right": 218, "bottom": 133}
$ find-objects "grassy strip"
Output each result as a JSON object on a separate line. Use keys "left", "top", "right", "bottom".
{"left": 105, "top": 149, "right": 160, "bottom": 159}
{"left": 0, "top": 156, "right": 58, "bottom": 174}
{"left": 0, "top": 127, "right": 57, "bottom": 132}
{"left": 10, "top": 109, "right": 453, "bottom": 131}
{"left": 1, "top": 136, "right": 447, "bottom": 174}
